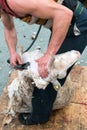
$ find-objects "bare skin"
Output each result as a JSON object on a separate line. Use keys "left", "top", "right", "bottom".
{"left": 0, "top": 0, "right": 73, "bottom": 77}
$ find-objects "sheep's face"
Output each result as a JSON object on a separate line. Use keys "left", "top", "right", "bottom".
{"left": 51, "top": 50, "right": 80, "bottom": 79}
{"left": 54, "top": 50, "right": 80, "bottom": 69}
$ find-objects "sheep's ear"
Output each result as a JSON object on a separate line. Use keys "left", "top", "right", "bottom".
{"left": 57, "top": 70, "right": 67, "bottom": 79}
{"left": 47, "top": 55, "right": 55, "bottom": 70}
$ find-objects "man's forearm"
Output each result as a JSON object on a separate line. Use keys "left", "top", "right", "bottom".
{"left": 4, "top": 27, "right": 17, "bottom": 55}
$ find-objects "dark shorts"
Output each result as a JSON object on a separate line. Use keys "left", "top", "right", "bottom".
{"left": 57, "top": 8, "right": 87, "bottom": 85}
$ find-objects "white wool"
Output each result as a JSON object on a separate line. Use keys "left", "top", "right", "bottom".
{"left": 28, "top": 61, "right": 49, "bottom": 89}
{"left": 8, "top": 78, "right": 20, "bottom": 98}
{"left": 21, "top": 49, "right": 43, "bottom": 63}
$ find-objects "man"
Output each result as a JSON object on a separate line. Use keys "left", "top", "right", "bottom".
{"left": 0, "top": 0, "right": 87, "bottom": 125}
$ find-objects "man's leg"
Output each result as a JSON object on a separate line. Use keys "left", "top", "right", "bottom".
{"left": 18, "top": 83, "right": 57, "bottom": 125}
{"left": 57, "top": 8, "right": 87, "bottom": 86}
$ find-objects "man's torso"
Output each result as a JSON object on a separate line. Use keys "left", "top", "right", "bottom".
{"left": 1, "top": 0, "right": 78, "bottom": 28}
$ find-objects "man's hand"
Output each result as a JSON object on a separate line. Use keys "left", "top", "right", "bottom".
{"left": 36, "top": 53, "right": 54, "bottom": 78}
{"left": 36, "top": 55, "right": 49, "bottom": 78}
{"left": 10, "top": 52, "right": 22, "bottom": 66}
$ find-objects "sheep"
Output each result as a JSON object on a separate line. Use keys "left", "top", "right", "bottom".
{"left": 4, "top": 48, "right": 80, "bottom": 124}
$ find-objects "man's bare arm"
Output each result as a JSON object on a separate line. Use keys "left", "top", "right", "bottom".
{"left": 1, "top": 11, "right": 22, "bottom": 65}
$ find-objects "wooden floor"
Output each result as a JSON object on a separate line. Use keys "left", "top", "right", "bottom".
{"left": 0, "top": 65, "right": 87, "bottom": 130}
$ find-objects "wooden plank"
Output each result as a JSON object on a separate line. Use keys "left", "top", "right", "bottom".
{"left": 0, "top": 65, "right": 87, "bottom": 130}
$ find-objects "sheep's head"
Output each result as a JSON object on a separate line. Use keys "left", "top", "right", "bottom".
{"left": 48, "top": 50, "right": 80, "bottom": 79}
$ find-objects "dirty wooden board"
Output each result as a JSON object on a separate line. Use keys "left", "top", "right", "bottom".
{"left": 0, "top": 65, "right": 87, "bottom": 130}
